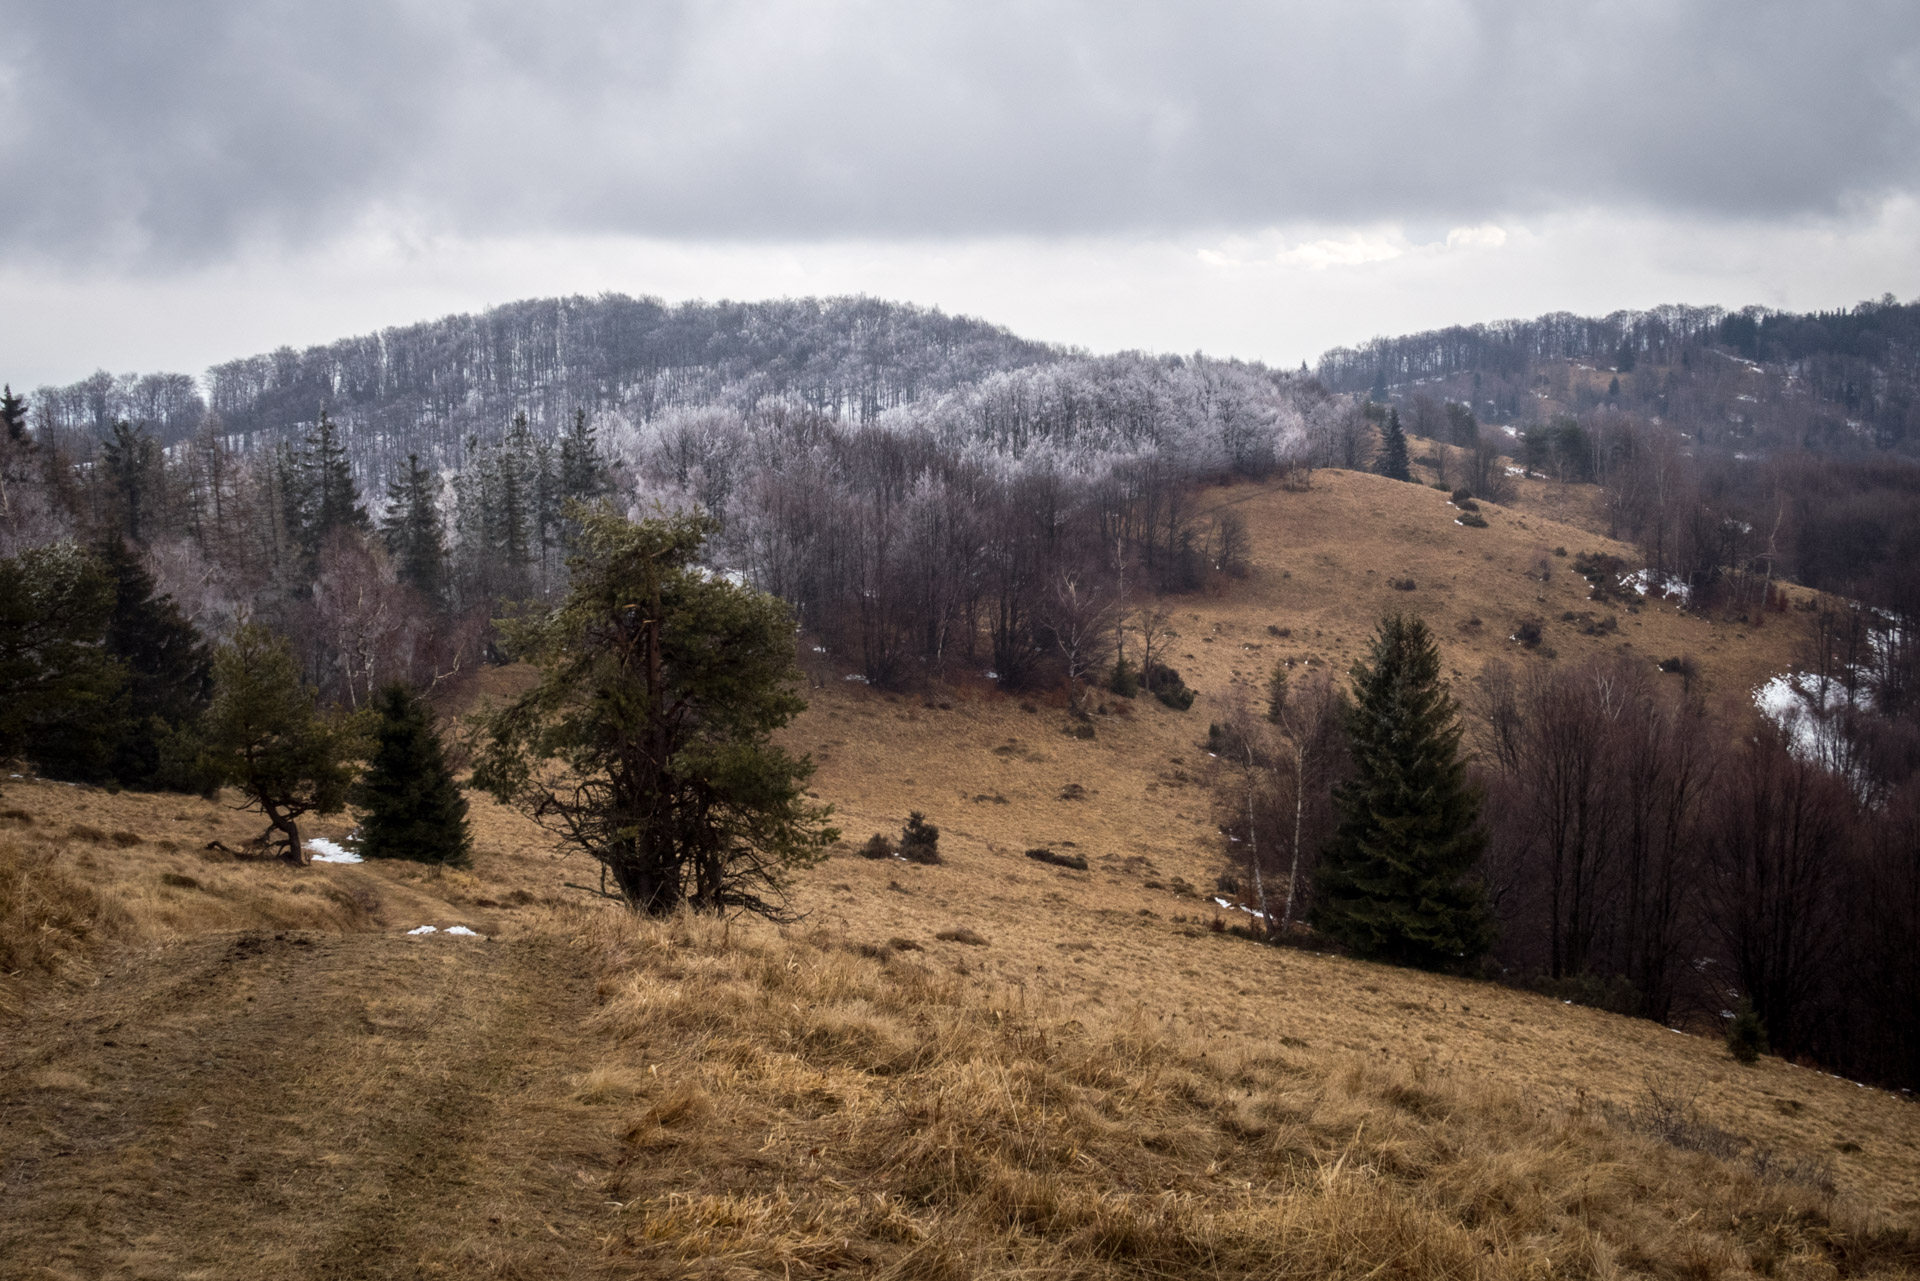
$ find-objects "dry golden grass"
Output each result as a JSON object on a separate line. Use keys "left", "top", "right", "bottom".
{"left": 577, "top": 909, "right": 1920, "bottom": 1279}
{"left": 0, "top": 771, "right": 575, "bottom": 1018}
{"left": 6, "top": 467, "right": 1912, "bottom": 1279}
{"left": 768, "top": 468, "right": 1916, "bottom": 1230}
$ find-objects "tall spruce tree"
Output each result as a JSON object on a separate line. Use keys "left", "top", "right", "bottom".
{"left": 101, "top": 420, "right": 163, "bottom": 545}
{"left": 380, "top": 454, "right": 448, "bottom": 604}
{"left": 1375, "top": 408, "right": 1412, "bottom": 482}
{"left": 1, "top": 384, "right": 28, "bottom": 444}
{"left": 96, "top": 538, "right": 213, "bottom": 788}
{"left": 356, "top": 683, "right": 470, "bottom": 865}
{"left": 293, "top": 409, "right": 368, "bottom": 562}
{"left": 557, "top": 407, "right": 609, "bottom": 550}
{"left": 0, "top": 544, "right": 123, "bottom": 785}
{"left": 1313, "top": 612, "right": 1491, "bottom": 970}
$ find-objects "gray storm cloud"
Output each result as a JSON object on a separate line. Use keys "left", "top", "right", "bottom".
{"left": 3, "top": 0, "right": 1917, "bottom": 262}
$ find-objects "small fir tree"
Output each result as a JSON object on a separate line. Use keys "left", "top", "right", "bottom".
{"left": 1726, "top": 1000, "right": 1769, "bottom": 1065}
{"left": 1313, "top": 613, "right": 1492, "bottom": 970}
{"left": 898, "top": 811, "right": 941, "bottom": 864}
{"left": 1375, "top": 408, "right": 1412, "bottom": 482}
{"left": 356, "top": 683, "right": 471, "bottom": 866}
{"left": 1265, "top": 660, "right": 1289, "bottom": 723}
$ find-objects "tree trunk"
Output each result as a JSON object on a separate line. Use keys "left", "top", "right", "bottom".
{"left": 1245, "top": 751, "right": 1270, "bottom": 941}
{"left": 269, "top": 810, "right": 305, "bottom": 866}
{"left": 1283, "top": 742, "right": 1307, "bottom": 929}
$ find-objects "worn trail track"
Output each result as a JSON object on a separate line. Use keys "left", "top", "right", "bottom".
{"left": 0, "top": 930, "right": 624, "bottom": 1279}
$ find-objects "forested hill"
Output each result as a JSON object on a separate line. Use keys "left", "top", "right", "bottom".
{"left": 27, "top": 294, "right": 1066, "bottom": 461}
{"left": 1316, "top": 296, "right": 1920, "bottom": 454}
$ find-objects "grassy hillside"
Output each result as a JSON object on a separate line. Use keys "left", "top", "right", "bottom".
{"left": 5, "top": 467, "right": 1916, "bottom": 1278}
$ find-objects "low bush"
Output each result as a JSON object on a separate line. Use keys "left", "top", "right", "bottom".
{"left": 859, "top": 833, "right": 897, "bottom": 860}
{"left": 1456, "top": 512, "right": 1488, "bottom": 528}
{"left": 898, "top": 812, "right": 941, "bottom": 865}
{"left": 1145, "top": 663, "right": 1195, "bottom": 711}
{"left": 1026, "top": 847, "right": 1089, "bottom": 871}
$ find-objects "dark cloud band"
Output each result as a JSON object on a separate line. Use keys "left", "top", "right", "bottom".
{"left": 2, "top": 0, "right": 1916, "bottom": 262}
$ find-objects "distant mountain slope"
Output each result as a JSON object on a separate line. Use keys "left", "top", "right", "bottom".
{"left": 1316, "top": 296, "right": 1920, "bottom": 453}
{"left": 29, "top": 294, "right": 1067, "bottom": 461}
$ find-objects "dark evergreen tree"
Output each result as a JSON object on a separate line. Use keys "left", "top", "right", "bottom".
{"left": 473, "top": 508, "right": 836, "bottom": 917}
{"left": 1313, "top": 612, "right": 1492, "bottom": 970}
{"left": 1374, "top": 408, "right": 1412, "bottom": 482}
{"left": 293, "top": 409, "right": 368, "bottom": 562}
{"left": 1, "top": 384, "right": 27, "bottom": 444}
{"left": 356, "top": 682, "right": 471, "bottom": 866}
{"left": 495, "top": 411, "right": 538, "bottom": 584}
{"left": 557, "top": 407, "right": 610, "bottom": 550}
{"left": 379, "top": 454, "right": 449, "bottom": 604}
{"left": 101, "top": 419, "right": 163, "bottom": 545}
{"left": 0, "top": 544, "right": 123, "bottom": 784}
{"left": 559, "top": 408, "right": 609, "bottom": 506}
{"left": 77, "top": 539, "right": 215, "bottom": 788}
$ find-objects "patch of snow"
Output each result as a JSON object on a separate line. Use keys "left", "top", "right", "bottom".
{"left": 843, "top": 673, "right": 868, "bottom": 683}
{"left": 444, "top": 925, "right": 482, "bottom": 937}
{"left": 811, "top": 645, "right": 827, "bottom": 653}
{"left": 306, "top": 838, "right": 361, "bottom": 864}
{"left": 1754, "top": 672, "right": 1854, "bottom": 769}
{"left": 1504, "top": 465, "right": 1527, "bottom": 476}
{"left": 408, "top": 925, "right": 438, "bottom": 935}
{"left": 1619, "top": 569, "right": 1691, "bottom": 604}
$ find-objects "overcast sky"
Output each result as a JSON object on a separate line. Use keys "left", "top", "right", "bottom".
{"left": 4, "top": 0, "right": 1918, "bottom": 388}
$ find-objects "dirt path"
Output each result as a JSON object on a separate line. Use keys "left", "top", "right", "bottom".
{"left": 0, "top": 929, "right": 624, "bottom": 1280}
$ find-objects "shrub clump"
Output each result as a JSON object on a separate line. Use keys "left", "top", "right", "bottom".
{"left": 1025, "top": 847, "right": 1089, "bottom": 871}
{"left": 898, "top": 812, "right": 941, "bottom": 865}
{"left": 859, "top": 833, "right": 897, "bottom": 860}
{"left": 1106, "top": 656, "right": 1140, "bottom": 698}
{"left": 1456, "top": 511, "right": 1488, "bottom": 527}
{"left": 1145, "top": 662, "right": 1195, "bottom": 711}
